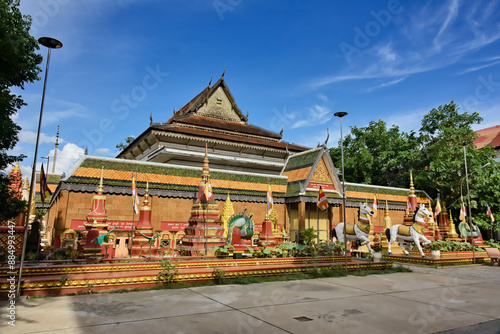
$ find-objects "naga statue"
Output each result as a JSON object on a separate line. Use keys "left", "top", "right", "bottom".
{"left": 226, "top": 208, "right": 254, "bottom": 247}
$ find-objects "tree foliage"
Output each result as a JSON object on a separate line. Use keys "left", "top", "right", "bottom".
{"left": 0, "top": 0, "right": 42, "bottom": 220}
{"left": 330, "top": 101, "right": 500, "bottom": 231}
{"left": 329, "top": 120, "right": 423, "bottom": 188}
{"left": 116, "top": 136, "right": 136, "bottom": 152}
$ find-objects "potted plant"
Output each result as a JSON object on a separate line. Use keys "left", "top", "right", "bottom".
{"left": 372, "top": 244, "right": 383, "bottom": 261}
{"left": 429, "top": 242, "right": 441, "bottom": 259}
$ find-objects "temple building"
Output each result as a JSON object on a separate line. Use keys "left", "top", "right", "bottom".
{"left": 42, "top": 76, "right": 432, "bottom": 255}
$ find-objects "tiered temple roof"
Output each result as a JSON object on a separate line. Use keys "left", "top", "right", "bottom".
{"left": 116, "top": 77, "right": 307, "bottom": 175}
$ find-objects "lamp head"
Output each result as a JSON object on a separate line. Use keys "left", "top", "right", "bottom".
{"left": 334, "top": 111, "right": 348, "bottom": 118}
{"left": 38, "top": 37, "right": 63, "bottom": 49}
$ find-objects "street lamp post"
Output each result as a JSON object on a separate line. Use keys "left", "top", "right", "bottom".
{"left": 463, "top": 145, "right": 475, "bottom": 264}
{"left": 334, "top": 111, "right": 348, "bottom": 275}
{"left": 17, "top": 37, "right": 62, "bottom": 298}
{"left": 41, "top": 156, "right": 50, "bottom": 175}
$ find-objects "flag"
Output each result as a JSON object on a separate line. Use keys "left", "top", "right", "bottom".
{"left": 40, "top": 164, "right": 52, "bottom": 204}
{"left": 487, "top": 204, "right": 495, "bottom": 223}
{"left": 132, "top": 174, "right": 139, "bottom": 214}
{"left": 203, "top": 180, "right": 213, "bottom": 200}
{"left": 317, "top": 186, "right": 328, "bottom": 211}
{"left": 435, "top": 197, "right": 442, "bottom": 216}
{"left": 373, "top": 194, "right": 378, "bottom": 216}
{"left": 267, "top": 183, "right": 274, "bottom": 212}
{"left": 459, "top": 198, "right": 467, "bottom": 222}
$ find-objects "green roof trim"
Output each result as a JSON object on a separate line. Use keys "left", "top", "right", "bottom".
{"left": 345, "top": 183, "right": 428, "bottom": 198}
{"left": 282, "top": 150, "right": 320, "bottom": 172}
{"left": 285, "top": 181, "right": 302, "bottom": 197}
{"left": 76, "top": 158, "right": 287, "bottom": 186}
{"left": 65, "top": 176, "right": 286, "bottom": 198}
{"left": 35, "top": 174, "right": 61, "bottom": 184}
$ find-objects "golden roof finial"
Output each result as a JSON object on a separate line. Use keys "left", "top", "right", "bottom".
{"left": 202, "top": 143, "right": 210, "bottom": 180}
{"left": 97, "top": 167, "right": 104, "bottom": 194}
{"left": 143, "top": 180, "right": 150, "bottom": 206}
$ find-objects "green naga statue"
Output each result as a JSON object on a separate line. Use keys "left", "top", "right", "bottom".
{"left": 226, "top": 208, "right": 254, "bottom": 246}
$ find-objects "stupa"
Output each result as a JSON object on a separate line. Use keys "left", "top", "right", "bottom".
{"left": 81, "top": 168, "right": 109, "bottom": 258}
{"left": 132, "top": 182, "right": 159, "bottom": 256}
{"left": 179, "top": 145, "right": 226, "bottom": 256}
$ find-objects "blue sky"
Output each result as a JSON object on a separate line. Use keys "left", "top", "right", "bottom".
{"left": 10, "top": 0, "right": 500, "bottom": 176}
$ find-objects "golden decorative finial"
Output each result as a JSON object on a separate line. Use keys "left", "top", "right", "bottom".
{"left": 202, "top": 143, "right": 210, "bottom": 180}
{"left": 143, "top": 180, "right": 150, "bottom": 206}
{"left": 97, "top": 167, "right": 104, "bottom": 194}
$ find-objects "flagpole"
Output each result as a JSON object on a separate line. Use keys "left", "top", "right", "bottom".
{"left": 205, "top": 183, "right": 208, "bottom": 257}
{"left": 129, "top": 171, "right": 136, "bottom": 258}
{"left": 316, "top": 203, "right": 319, "bottom": 243}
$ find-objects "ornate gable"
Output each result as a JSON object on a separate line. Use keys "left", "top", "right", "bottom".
{"left": 282, "top": 146, "right": 341, "bottom": 197}
{"left": 310, "top": 157, "right": 333, "bottom": 185}
{"left": 172, "top": 77, "right": 247, "bottom": 124}
{"left": 196, "top": 86, "right": 241, "bottom": 122}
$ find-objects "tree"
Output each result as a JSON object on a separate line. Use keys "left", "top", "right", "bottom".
{"left": 329, "top": 101, "right": 500, "bottom": 232}
{"left": 329, "top": 120, "right": 423, "bottom": 187}
{"left": 116, "top": 136, "right": 136, "bottom": 152}
{"left": 0, "top": 0, "right": 42, "bottom": 220}
{"left": 418, "top": 101, "right": 500, "bottom": 232}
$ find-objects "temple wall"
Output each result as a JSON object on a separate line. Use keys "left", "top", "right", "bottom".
{"left": 47, "top": 190, "right": 287, "bottom": 239}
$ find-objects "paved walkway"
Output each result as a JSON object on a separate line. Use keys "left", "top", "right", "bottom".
{"left": 2, "top": 264, "right": 500, "bottom": 334}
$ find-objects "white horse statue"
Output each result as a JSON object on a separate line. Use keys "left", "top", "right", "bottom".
{"left": 332, "top": 203, "right": 375, "bottom": 253}
{"left": 385, "top": 203, "right": 433, "bottom": 257}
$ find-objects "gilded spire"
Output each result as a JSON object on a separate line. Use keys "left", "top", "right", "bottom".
{"left": 52, "top": 125, "right": 59, "bottom": 174}
{"left": 97, "top": 167, "right": 104, "bottom": 194}
{"left": 143, "top": 180, "right": 150, "bottom": 206}
{"left": 202, "top": 143, "right": 210, "bottom": 180}
{"left": 409, "top": 171, "right": 415, "bottom": 196}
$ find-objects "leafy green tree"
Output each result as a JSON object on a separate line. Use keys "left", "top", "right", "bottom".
{"left": 329, "top": 101, "right": 500, "bottom": 232}
{"left": 116, "top": 135, "right": 135, "bottom": 152}
{"left": 417, "top": 101, "right": 483, "bottom": 198}
{"left": 329, "top": 120, "right": 423, "bottom": 187}
{"left": 0, "top": 0, "right": 42, "bottom": 220}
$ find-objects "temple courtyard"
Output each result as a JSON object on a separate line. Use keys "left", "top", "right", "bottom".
{"left": 2, "top": 264, "right": 500, "bottom": 334}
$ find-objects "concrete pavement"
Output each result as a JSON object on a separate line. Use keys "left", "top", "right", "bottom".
{"left": 2, "top": 264, "right": 500, "bottom": 334}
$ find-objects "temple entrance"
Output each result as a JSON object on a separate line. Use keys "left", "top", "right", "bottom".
{"left": 288, "top": 203, "right": 329, "bottom": 243}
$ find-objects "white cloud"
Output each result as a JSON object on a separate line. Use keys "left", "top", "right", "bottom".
{"left": 458, "top": 59, "right": 500, "bottom": 75}
{"left": 366, "top": 77, "right": 406, "bottom": 93}
{"left": 433, "top": 0, "right": 460, "bottom": 51}
{"left": 376, "top": 43, "right": 397, "bottom": 62}
{"left": 26, "top": 143, "right": 85, "bottom": 176}
{"left": 18, "top": 131, "right": 65, "bottom": 145}
{"left": 95, "top": 148, "right": 110, "bottom": 155}
{"left": 317, "top": 94, "right": 328, "bottom": 102}
{"left": 307, "top": 1, "right": 500, "bottom": 91}
{"left": 46, "top": 143, "right": 85, "bottom": 175}
{"left": 291, "top": 105, "right": 332, "bottom": 129}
